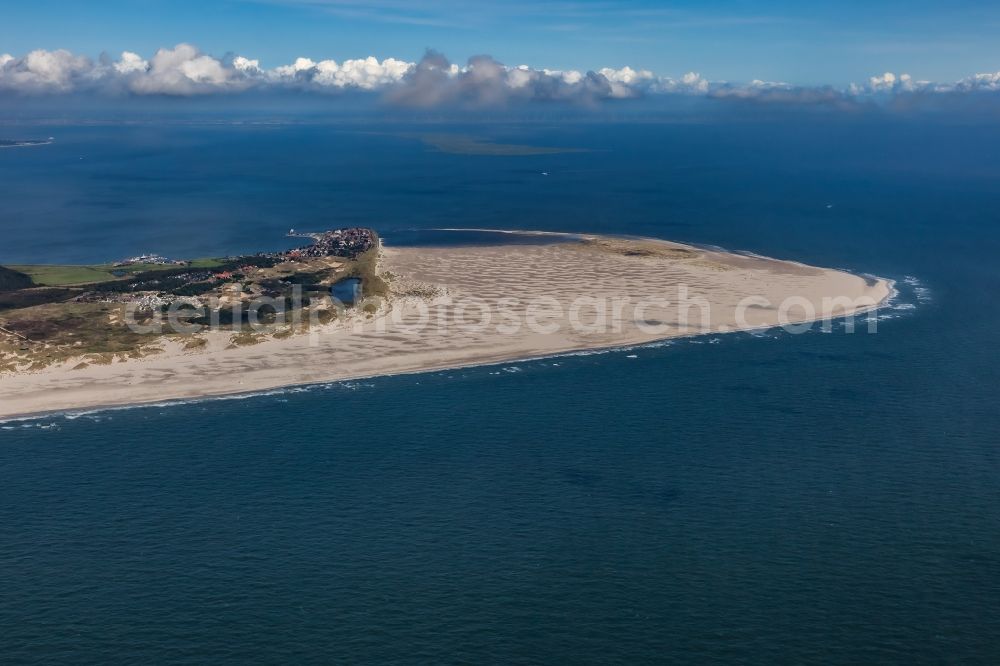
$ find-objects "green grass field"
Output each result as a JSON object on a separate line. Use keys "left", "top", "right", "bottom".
{"left": 7, "top": 259, "right": 224, "bottom": 287}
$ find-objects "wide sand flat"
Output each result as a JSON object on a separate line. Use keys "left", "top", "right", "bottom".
{"left": 0, "top": 235, "right": 891, "bottom": 420}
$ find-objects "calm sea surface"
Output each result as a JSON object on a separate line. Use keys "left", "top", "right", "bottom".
{"left": 1, "top": 120, "right": 999, "bottom": 663}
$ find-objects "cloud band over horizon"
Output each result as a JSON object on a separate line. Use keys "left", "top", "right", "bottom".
{"left": 2, "top": 44, "right": 1000, "bottom": 108}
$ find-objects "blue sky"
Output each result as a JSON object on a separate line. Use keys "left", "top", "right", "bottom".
{"left": 3, "top": 0, "right": 999, "bottom": 85}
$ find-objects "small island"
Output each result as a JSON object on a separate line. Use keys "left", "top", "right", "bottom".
{"left": 0, "top": 229, "right": 892, "bottom": 419}
{"left": 0, "top": 138, "right": 55, "bottom": 149}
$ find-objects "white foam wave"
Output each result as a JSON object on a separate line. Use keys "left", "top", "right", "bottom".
{"left": 902, "top": 275, "right": 932, "bottom": 303}
{"left": 0, "top": 421, "right": 60, "bottom": 430}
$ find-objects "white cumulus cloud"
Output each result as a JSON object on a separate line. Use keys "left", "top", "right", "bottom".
{"left": 598, "top": 66, "right": 656, "bottom": 97}
{"left": 865, "top": 71, "right": 919, "bottom": 93}
{"left": 271, "top": 55, "right": 413, "bottom": 90}
{"left": 232, "top": 56, "right": 262, "bottom": 75}
{"left": 128, "top": 44, "right": 237, "bottom": 94}
{"left": 114, "top": 51, "right": 149, "bottom": 75}
{"left": 0, "top": 48, "right": 93, "bottom": 92}
{"left": 939, "top": 70, "right": 1000, "bottom": 93}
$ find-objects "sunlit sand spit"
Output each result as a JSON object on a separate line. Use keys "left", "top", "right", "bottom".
{"left": 0, "top": 233, "right": 891, "bottom": 420}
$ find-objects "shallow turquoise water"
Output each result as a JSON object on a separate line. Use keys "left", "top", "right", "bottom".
{"left": 1, "top": 120, "right": 999, "bottom": 663}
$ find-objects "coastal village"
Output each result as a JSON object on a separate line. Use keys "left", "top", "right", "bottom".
{"left": 283, "top": 227, "right": 376, "bottom": 259}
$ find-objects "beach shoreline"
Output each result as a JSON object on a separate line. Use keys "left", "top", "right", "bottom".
{"left": 0, "top": 298, "right": 893, "bottom": 424}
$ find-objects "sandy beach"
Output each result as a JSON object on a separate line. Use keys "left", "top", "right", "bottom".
{"left": 0, "top": 234, "right": 892, "bottom": 420}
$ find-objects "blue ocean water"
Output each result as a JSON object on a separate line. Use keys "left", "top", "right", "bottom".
{"left": 2, "top": 120, "right": 1000, "bottom": 663}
